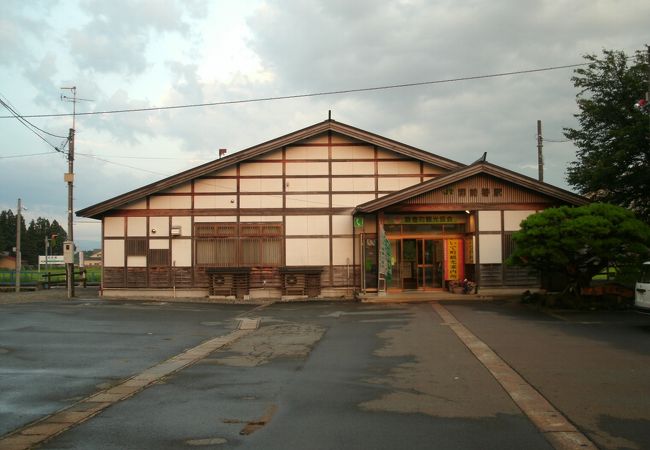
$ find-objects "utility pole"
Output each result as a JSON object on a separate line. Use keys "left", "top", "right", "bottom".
{"left": 61, "top": 86, "right": 77, "bottom": 298}
{"left": 66, "top": 126, "right": 75, "bottom": 298}
{"left": 44, "top": 236, "right": 49, "bottom": 274}
{"left": 537, "top": 120, "right": 544, "bottom": 182}
{"left": 646, "top": 45, "right": 650, "bottom": 130}
{"left": 15, "top": 198, "right": 22, "bottom": 293}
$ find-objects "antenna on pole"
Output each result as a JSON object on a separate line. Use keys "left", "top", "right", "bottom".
{"left": 60, "top": 86, "right": 77, "bottom": 131}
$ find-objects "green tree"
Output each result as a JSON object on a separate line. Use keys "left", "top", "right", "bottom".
{"left": 0, "top": 209, "right": 26, "bottom": 255}
{"left": 22, "top": 217, "right": 68, "bottom": 266}
{"left": 564, "top": 49, "right": 650, "bottom": 222}
{"left": 49, "top": 220, "right": 67, "bottom": 255}
{"left": 0, "top": 210, "right": 67, "bottom": 266}
{"left": 0, "top": 210, "right": 14, "bottom": 252}
{"left": 508, "top": 203, "right": 650, "bottom": 292}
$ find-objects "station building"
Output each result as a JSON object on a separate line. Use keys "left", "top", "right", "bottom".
{"left": 77, "top": 119, "right": 587, "bottom": 299}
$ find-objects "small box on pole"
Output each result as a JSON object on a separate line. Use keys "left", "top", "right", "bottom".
{"left": 63, "top": 241, "right": 75, "bottom": 264}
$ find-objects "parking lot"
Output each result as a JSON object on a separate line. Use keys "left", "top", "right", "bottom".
{"left": 1, "top": 292, "right": 650, "bottom": 449}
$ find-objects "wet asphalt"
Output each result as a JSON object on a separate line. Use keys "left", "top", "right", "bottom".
{"left": 2, "top": 296, "right": 650, "bottom": 449}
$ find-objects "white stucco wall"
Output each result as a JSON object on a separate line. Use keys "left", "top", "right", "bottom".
{"left": 104, "top": 217, "right": 124, "bottom": 237}
{"left": 478, "top": 211, "right": 502, "bottom": 231}
{"left": 504, "top": 210, "right": 536, "bottom": 231}
{"left": 127, "top": 217, "right": 147, "bottom": 237}
{"left": 479, "top": 234, "right": 503, "bottom": 264}
{"left": 285, "top": 238, "right": 330, "bottom": 265}
{"left": 104, "top": 239, "right": 124, "bottom": 266}
{"left": 171, "top": 239, "right": 192, "bottom": 267}
{"left": 285, "top": 215, "right": 330, "bottom": 235}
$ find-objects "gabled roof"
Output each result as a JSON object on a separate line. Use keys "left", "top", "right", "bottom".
{"left": 77, "top": 119, "right": 464, "bottom": 219}
{"left": 354, "top": 161, "right": 588, "bottom": 214}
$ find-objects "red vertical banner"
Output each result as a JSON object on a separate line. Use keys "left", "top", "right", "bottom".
{"left": 444, "top": 239, "right": 465, "bottom": 281}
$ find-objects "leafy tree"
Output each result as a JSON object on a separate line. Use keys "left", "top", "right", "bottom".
{"left": 22, "top": 218, "right": 68, "bottom": 266}
{"left": 0, "top": 209, "right": 25, "bottom": 255}
{"left": 0, "top": 210, "right": 67, "bottom": 266}
{"left": 564, "top": 49, "right": 650, "bottom": 222}
{"left": 49, "top": 220, "right": 67, "bottom": 255}
{"left": 508, "top": 203, "right": 650, "bottom": 292}
{"left": 0, "top": 210, "right": 16, "bottom": 252}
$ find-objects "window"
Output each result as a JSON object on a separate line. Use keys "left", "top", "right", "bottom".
{"left": 148, "top": 249, "right": 169, "bottom": 266}
{"left": 196, "top": 238, "right": 237, "bottom": 266}
{"left": 481, "top": 188, "right": 490, "bottom": 197}
{"left": 241, "top": 238, "right": 282, "bottom": 266}
{"left": 458, "top": 188, "right": 466, "bottom": 197}
{"left": 469, "top": 188, "right": 478, "bottom": 197}
{"left": 443, "top": 188, "right": 454, "bottom": 195}
{"left": 195, "top": 223, "right": 236, "bottom": 237}
{"left": 195, "top": 222, "right": 283, "bottom": 267}
{"left": 494, "top": 188, "right": 503, "bottom": 197}
{"left": 125, "top": 238, "right": 147, "bottom": 256}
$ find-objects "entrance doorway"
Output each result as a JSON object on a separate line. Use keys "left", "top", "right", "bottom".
{"left": 390, "top": 238, "right": 443, "bottom": 290}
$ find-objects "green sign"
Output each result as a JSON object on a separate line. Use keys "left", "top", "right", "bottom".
{"left": 354, "top": 216, "right": 364, "bottom": 228}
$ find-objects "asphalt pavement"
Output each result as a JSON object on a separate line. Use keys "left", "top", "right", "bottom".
{"left": 1, "top": 292, "right": 649, "bottom": 449}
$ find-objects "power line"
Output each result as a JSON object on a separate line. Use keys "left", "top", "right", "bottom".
{"left": 75, "top": 151, "right": 210, "bottom": 161}
{"left": 75, "top": 152, "right": 169, "bottom": 176}
{"left": 0, "top": 151, "right": 59, "bottom": 159}
{"left": 0, "top": 62, "right": 588, "bottom": 119}
{"left": 0, "top": 94, "right": 68, "bottom": 138}
{"left": 0, "top": 97, "right": 69, "bottom": 154}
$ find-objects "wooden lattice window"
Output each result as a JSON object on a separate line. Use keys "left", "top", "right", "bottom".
{"left": 126, "top": 238, "right": 147, "bottom": 256}
{"left": 195, "top": 223, "right": 237, "bottom": 237}
{"left": 261, "top": 224, "right": 282, "bottom": 236}
{"left": 194, "top": 222, "right": 283, "bottom": 267}
{"left": 241, "top": 238, "right": 282, "bottom": 266}
{"left": 196, "top": 238, "right": 238, "bottom": 266}
{"left": 240, "top": 224, "right": 260, "bottom": 236}
{"left": 148, "top": 249, "right": 170, "bottom": 267}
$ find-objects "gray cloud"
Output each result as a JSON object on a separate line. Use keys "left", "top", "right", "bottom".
{"left": 67, "top": 0, "right": 204, "bottom": 74}
{"left": 241, "top": 0, "right": 649, "bottom": 187}
{"left": 0, "top": 1, "right": 58, "bottom": 68}
{"left": 22, "top": 54, "right": 60, "bottom": 108}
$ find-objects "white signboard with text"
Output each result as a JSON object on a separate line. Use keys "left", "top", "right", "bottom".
{"left": 38, "top": 255, "right": 66, "bottom": 270}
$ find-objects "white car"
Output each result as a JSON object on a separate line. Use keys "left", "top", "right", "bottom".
{"left": 636, "top": 262, "right": 650, "bottom": 312}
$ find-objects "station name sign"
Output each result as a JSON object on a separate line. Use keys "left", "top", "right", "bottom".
{"left": 38, "top": 255, "right": 65, "bottom": 265}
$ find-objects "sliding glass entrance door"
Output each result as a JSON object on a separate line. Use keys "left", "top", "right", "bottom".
{"left": 395, "top": 239, "right": 442, "bottom": 290}
{"left": 416, "top": 239, "right": 442, "bottom": 289}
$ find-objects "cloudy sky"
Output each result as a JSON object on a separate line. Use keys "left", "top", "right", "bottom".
{"left": 1, "top": 0, "right": 648, "bottom": 249}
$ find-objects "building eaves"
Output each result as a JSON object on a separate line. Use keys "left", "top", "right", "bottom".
{"left": 77, "top": 119, "right": 465, "bottom": 219}
{"left": 354, "top": 161, "right": 588, "bottom": 214}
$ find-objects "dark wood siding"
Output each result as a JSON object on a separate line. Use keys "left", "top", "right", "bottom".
{"left": 405, "top": 175, "right": 553, "bottom": 206}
